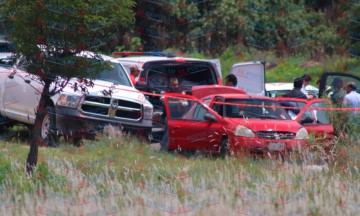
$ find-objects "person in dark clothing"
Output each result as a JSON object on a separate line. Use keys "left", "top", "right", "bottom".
{"left": 160, "top": 77, "right": 185, "bottom": 151}
{"left": 283, "top": 77, "right": 308, "bottom": 99}
{"left": 325, "top": 77, "right": 344, "bottom": 104}
{"left": 225, "top": 74, "right": 238, "bottom": 87}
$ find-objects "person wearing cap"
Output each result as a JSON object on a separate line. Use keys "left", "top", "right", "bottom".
{"left": 325, "top": 77, "right": 344, "bottom": 103}
{"left": 283, "top": 77, "right": 308, "bottom": 99}
{"left": 129, "top": 65, "right": 141, "bottom": 86}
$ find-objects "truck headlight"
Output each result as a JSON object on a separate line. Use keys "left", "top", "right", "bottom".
{"left": 57, "top": 94, "right": 82, "bottom": 108}
{"left": 295, "top": 128, "right": 309, "bottom": 140}
{"left": 144, "top": 105, "right": 153, "bottom": 120}
{"left": 235, "top": 125, "right": 255, "bottom": 138}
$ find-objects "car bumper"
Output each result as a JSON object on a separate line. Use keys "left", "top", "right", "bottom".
{"left": 55, "top": 107, "right": 152, "bottom": 139}
{"left": 231, "top": 136, "right": 309, "bottom": 153}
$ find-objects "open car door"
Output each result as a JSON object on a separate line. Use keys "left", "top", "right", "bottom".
{"left": 276, "top": 98, "right": 334, "bottom": 144}
{"left": 296, "top": 99, "right": 334, "bottom": 144}
{"left": 163, "top": 94, "right": 225, "bottom": 152}
{"left": 230, "top": 61, "right": 265, "bottom": 96}
{"left": 318, "top": 72, "right": 360, "bottom": 99}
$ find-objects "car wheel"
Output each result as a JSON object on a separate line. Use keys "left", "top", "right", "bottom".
{"left": 219, "top": 138, "right": 230, "bottom": 158}
{"left": 37, "top": 106, "right": 59, "bottom": 147}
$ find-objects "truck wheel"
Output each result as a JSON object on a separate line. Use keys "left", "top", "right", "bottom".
{"left": 219, "top": 138, "right": 230, "bottom": 158}
{"left": 38, "top": 106, "right": 58, "bottom": 147}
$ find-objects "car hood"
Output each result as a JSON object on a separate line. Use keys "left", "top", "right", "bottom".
{"left": 227, "top": 118, "right": 302, "bottom": 132}
{"left": 60, "top": 79, "right": 150, "bottom": 105}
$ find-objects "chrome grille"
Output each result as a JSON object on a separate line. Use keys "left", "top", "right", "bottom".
{"left": 81, "top": 96, "right": 142, "bottom": 121}
{"left": 256, "top": 131, "right": 295, "bottom": 140}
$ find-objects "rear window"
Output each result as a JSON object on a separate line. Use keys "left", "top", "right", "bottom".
{"left": 266, "top": 90, "right": 291, "bottom": 97}
{"left": 145, "top": 61, "right": 217, "bottom": 91}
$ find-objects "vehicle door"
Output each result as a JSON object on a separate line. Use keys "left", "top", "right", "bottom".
{"left": 230, "top": 61, "right": 265, "bottom": 96}
{"left": 164, "top": 95, "right": 224, "bottom": 152}
{"left": 296, "top": 99, "right": 334, "bottom": 143}
{"left": 7, "top": 58, "right": 43, "bottom": 124}
{"left": 318, "top": 72, "right": 360, "bottom": 99}
{"left": 21, "top": 73, "right": 44, "bottom": 124}
{"left": 3, "top": 67, "right": 31, "bottom": 122}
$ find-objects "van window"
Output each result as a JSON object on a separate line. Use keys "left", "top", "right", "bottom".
{"left": 146, "top": 61, "right": 217, "bottom": 91}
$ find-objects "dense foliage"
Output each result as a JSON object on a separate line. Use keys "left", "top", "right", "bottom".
{"left": 0, "top": 0, "right": 135, "bottom": 173}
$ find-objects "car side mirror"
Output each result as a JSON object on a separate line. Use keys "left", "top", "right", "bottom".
{"left": 204, "top": 113, "right": 217, "bottom": 122}
{"left": 300, "top": 116, "right": 314, "bottom": 125}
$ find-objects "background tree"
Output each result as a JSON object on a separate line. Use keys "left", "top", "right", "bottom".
{"left": 0, "top": 0, "right": 135, "bottom": 174}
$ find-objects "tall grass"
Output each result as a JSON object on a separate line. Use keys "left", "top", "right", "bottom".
{"left": 0, "top": 126, "right": 359, "bottom": 215}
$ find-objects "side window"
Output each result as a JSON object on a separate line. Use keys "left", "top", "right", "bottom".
{"left": 212, "top": 100, "right": 224, "bottom": 116}
{"left": 192, "top": 103, "right": 207, "bottom": 120}
{"left": 202, "top": 97, "right": 212, "bottom": 106}
{"left": 300, "top": 110, "right": 315, "bottom": 124}
{"left": 168, "top": 98, "right": 207, "bottom": 121}
{"left": 310, "top": 102, "right": 330, "bottom": 124}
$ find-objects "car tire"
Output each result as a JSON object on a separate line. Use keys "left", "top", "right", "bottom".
{"left": 219, "top": 138, "right": 230, "bottom": 158}
{"left": 35, "top": 106, "right": 59, "bottom": 147}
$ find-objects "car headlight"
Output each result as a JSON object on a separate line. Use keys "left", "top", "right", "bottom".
{"left": 235, "top": 125, "right": 255, "bottom": 137}
{"left": 295, "top": 127, "right": 309, "bottom": 140}
{"left": 57, "top": 94, "right": 82, "bottom": 108}
{"left": 144, "top": 105, "right": 153, "bottom": 120}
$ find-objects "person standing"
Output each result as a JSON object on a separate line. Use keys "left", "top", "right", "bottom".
{"left": 301, "top": 74, "right": 311, "bottom": 93}
{"left": 283, "top": 77, "right": 308, "bottom": 99}
{"left": 160, "top": 77, "right": 185, "bottom": 151}
{"left": 301, "top": 74, "right": 313, "bottom": 99}
{"left": 129, "top": 65, "right": 141, "bottom": 86}
{"left": 325, "top": 77, "right": 344, "bottom": 104}
{"left": 342, "top": 82, "right": 360, "bottom": 110}
{"left": 341, "top": 82, "right": 360, "bottom": 142}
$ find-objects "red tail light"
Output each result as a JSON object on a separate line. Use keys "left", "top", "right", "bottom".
{"left": 217, "top": 77, "right": 223, "bottom": 85}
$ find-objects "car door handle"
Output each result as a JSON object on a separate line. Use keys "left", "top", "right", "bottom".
{"left": 173, "top": 126, "right": 181, "bottom": 129}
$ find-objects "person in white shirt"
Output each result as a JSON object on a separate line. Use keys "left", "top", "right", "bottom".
{"left": 342, "top": 82, "right": 360, "bottom": 114}
{"left": 301, "top": 74, "right": 313, "bottom": 99}
{"left": 341, "top": 82, "right": 360, "bottom": 142}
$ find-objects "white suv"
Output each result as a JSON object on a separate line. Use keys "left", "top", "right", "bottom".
{"left": 0, "top": 53, "right": 153, "bottom": 145}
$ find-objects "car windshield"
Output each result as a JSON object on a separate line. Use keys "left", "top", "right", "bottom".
{"left": 221, "top": 98, "right": 291, "bottom": 120}
{"left": 146, "top": 61, "right": 217, "bottom": 91}
{"left": 96, "top": 62, "right": 132, "bottom": 87}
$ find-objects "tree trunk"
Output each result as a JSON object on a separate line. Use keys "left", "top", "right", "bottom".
{"left": 26, "top": 81, "right": 51, "bottom": 175}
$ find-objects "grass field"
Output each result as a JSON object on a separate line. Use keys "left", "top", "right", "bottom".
{"left": 0, "top": 126, "right": 359, "bottom": 215}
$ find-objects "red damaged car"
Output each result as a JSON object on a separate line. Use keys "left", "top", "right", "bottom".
{"left": 161, "top": 89, "right": 309, "bottom": 156}
{"left": 275, "top": 97, "right": 334, "bottom": 146}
